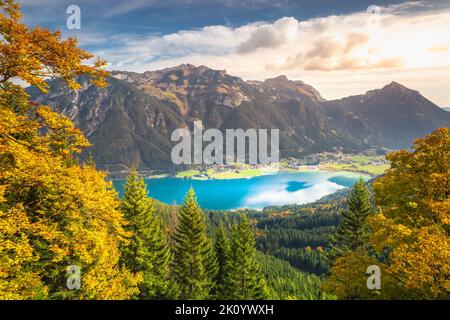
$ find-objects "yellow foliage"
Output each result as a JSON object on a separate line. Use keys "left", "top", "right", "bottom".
{"left": 389, "top": 227, "right": 450, "bottom": 297}
{"left": 367, "top": 212, "right": 412, "bottom": 253}
{"left": 323, "top": 251, "right": 383, "bottom": 299}
{"left": 0, "top": 205, "right": 48, "bottom": 299}
{"left": 373, "top": 128, "right": 449, "bottom": 228}
{"left": 371, "top": 128, "right": 449, "bottom": 298}
{"left": 0, "top": 1, "right": 139, "bottom": 299}
{"left": 0, "top": 0, "right": 108, "bottom": 92}
{"left": 324, "top": 128, "right": 449, "bottom": 299}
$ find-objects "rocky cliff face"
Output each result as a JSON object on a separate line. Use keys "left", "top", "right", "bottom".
{"left": 28, "top": 65, "right": 450, "bottom": 170}
{"left": 249, "top": 75, "right": 326, "bottom": 104}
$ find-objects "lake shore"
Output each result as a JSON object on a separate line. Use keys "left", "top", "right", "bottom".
{"left": 114, "top": 165, "right": 375, "bottom": 181}
{"left": 107, "top": 154, "right": 389, "bottom": 180}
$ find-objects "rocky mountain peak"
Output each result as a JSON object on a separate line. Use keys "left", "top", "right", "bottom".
{"left": 254, "top": 75, "right": 325, "bottom": 103}
{"left": 356, "top": 81, "right": 422, "bottom": 104}
{"left": 29, "top": 65, "right": 450, "bottom": 170}
{"left": 263, "top": 75, "right": 290, "bottom": 85}
{"left": 114, "top": 65, "right": 251, "bottom": 112}
{"left": 381, "top": 81, "right": 417, "bottom": 94}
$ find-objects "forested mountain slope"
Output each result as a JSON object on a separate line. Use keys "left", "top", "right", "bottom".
{"left": 29, "top": 65, "right": 450, "bottom": 170}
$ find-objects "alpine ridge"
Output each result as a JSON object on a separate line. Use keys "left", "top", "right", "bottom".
{"left": 28, "top": 64, "right": 450, "bottom": 171}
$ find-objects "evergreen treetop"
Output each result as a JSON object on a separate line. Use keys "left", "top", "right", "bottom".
{"left": 224, "top": 215, "right": 269, "bottom": 299}
{"left": 326, "top": 178, "right": 374, "bottom": 262}
{"left": 173, "top": 188, "right": 217, "bottom": 299}
{"left": 120, "top": 170, "right": 174, "bottom": 299}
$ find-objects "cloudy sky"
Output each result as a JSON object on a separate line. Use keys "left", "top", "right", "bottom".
{"left": 17, "top": 0, "right": 450, "bottom": 106}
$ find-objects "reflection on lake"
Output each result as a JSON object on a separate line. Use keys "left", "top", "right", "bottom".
{"left": 113, "top": 171, "right": 367, "bottom": 210}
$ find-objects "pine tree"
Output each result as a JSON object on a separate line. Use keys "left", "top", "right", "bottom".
{"left": 172, "top": 188, "right": 217, "bottom": 299}
{"left": 326, "top": 178, "right": 374, "bottom": 262}
{"left": 213, "top": 222, "right": 230, "bottom": 297}
{"left": 224, "top": 215, "right": 270, "bottom": 299}
{"left": 120, "top": 171, "right": 174, "bottom": 299}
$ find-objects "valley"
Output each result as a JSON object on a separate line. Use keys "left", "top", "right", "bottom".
{"left": 2, "top": 0, "right": 449, "bottom": 303}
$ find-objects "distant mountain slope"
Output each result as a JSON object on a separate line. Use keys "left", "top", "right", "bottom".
{"left": 28, "top": 65, "right": 450, "bottom": 170}
{"left": 323, "top": 82, "right": 450, "bottom": 149}
{"left": 29, "top": 76, "right": 185, "bottom": 171}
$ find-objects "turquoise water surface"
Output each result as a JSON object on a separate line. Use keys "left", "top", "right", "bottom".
{"left": 113, "top": 171, "right": 366, "bottom": 210}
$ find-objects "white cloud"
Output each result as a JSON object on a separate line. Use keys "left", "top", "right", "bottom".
{"left": 89, "top": 1, "right": 450, "bottom": 106}
{"left": 236, "top": 17, "right": 299, "bottom": 53}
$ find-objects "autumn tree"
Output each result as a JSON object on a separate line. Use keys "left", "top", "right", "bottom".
{"left": 172, "top": 188, "right": 217, "bottom": 299}
{"left": 323, "top": 128, "right": 449, "bottom": 299}
{"left": 0, "top": 0, "right": 139, "bottom": 299}
{"left": 369, "top": 127, "right": 450, "bottom": 299}
{"left": 321, "top": 251, "right": 398, "bottom": 299}
{"left": 120, "top": 171, "right": 175, "bottom": 299}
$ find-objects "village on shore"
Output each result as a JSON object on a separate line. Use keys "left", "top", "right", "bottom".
{"left": 108, "top": 150, "right": 390, "bottom": 180}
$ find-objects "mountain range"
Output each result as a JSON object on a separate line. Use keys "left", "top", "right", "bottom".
{"left": 28, "top": 64, "right": 450, "bottom": 171}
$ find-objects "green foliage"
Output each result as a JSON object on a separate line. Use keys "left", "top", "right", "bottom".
{"left": 258, "top": 226, "right": 335, "bottom": 252}
{"left": 172, "top": 188, "right": 217, "bottom": 299}
{"left": 258, "top": 208, "right": 342, "bottom": 231}
{"left": 212, "top": 223, "right": 230, "bottom": 296}
{"left": 207, "top": 210, "right": 334, "bottom": 299}
{"left": 326, "top": 178, "right": 374, "bottom": 262}
{"left": 272, "top": 247, "right": 328, "bottom": 275}
{"left": 120, "top": 171, "right": 174, "bottom": 299}
{"left": 257, "top": 211, "right": 340, "bottom": 275}
{"left": 257, "top": 252, "right": 334, "bottom": 300}
{"left": 223, "top": 216, "right": 269, "bottom": 299}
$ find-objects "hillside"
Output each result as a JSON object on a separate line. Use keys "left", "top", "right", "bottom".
{"left": 28, "top": 65, "right": 450, "bottom": 170}
{"left": 324, "top": 82, "right": 450, "bottom": 149}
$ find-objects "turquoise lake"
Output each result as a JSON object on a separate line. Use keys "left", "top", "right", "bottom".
{"left": 112, "top": 171, "right": 367, "bottom": 211}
